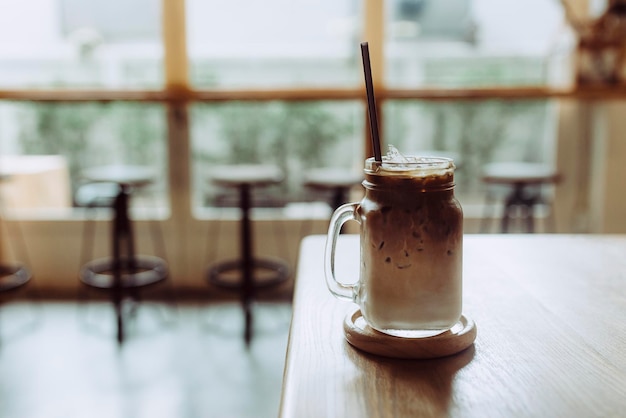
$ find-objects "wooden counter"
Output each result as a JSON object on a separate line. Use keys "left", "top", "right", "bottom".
{"left": 280, "top": 234, "right": 626, "bottom": 417}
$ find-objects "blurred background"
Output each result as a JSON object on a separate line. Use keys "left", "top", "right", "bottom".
{"left": 1, "top": 0, "right": 626, "bottom": 416}
{"left": 1, "top": 0, "right": 601, "bottom": 292}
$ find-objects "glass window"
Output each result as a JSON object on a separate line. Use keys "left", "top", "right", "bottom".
{"left": 0, "top": 0, "right": 163, "bottom": 88}
{"left": 186, "top": 0, "right": 362, "bottom": 88}
{"left": 385, "top": 0, "right": 569, "bottom": 87}
{"left": 190, "top": 101, "right": 364, "bottom": 211}
{"left": 383, "top": 99, "right": 558, "bottom": 204}
{"left": 0, "top": 102, "right": 168, "bottom": 213}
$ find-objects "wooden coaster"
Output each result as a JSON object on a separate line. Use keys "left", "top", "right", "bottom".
{"left": 343, "top": 307, "right": 477, "bottom": 359}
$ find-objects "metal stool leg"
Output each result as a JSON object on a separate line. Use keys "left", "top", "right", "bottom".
{"left": 239, "top": 184, "right": 254, "bottom": 345}
{"left": 525, "top": 201, "right": 535, "bottom": 233}
{"left": 481, "top": 190, "right": 496, "bottom": 233}
{"left": 501, "top": 184, "right": 527, "bottom": 233}
{"left": 331, "top": 187, "right": 346, "bottom": 211}
{"left": 112, "top": 187, "right": 131, "bottom": 344}
{"left": 501, "top": 199, "right": 513, "bottom": 233}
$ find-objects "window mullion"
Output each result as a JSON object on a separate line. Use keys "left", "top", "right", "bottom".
{"left": 362, "top": 0, "right": 385, "bottom": 89}
{"left": 162, "top": 0, "right": 189, "bottom": 91}
{"left": 162, "top": 0, "right": 191, "bottom": 219}
{"left": 362, "top": 0, "right": 385, "bottom": 158}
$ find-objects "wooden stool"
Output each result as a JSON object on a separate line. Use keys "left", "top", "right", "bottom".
{"left": 303, "top": 168, "right": 363, "bottom": 210}
{"left": 480, "top": 162, "right": 560, "bottom": 233}
{"left": 206, "top": 164, "right": 290, "bottom": 345}
{"left": 78, "top": 165, "right": 168, "bottom": 344}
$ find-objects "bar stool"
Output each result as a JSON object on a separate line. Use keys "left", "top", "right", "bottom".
{"left": 303, "top": 168, "right": 363, "bottom": 210}
{"left": 0, "top": 217, "right": 32, "bottom": 312}
{"left": 0, "top": 172, "right": 32, "bottom": 293}
{"left": 0, "top": 261, "right": 33, "bottom": 340}
{"left": 0, "top": 264, "right": 31, "bottom": 294}
{"left": 206, "top": 164, "right": 290, "bottom": 345}
{"left": 0, "top": 173, "right": 34, "bottom": 342}
{"left": 480, "top": 162, "right": 560, "bottom": 233}
{"left": 78, "top": 165, "right": 168, "bottom": 344}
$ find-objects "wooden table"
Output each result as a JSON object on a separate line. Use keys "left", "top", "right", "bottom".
{"left": 280, "top": 234, "right": 626, "bottom": 417}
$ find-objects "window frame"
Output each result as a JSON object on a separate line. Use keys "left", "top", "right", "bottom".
{"left": 1, "top": 0, "right": 624, "bottom": 289}
{"left": 0, "top": 0, "right": 622, "bottom": 222}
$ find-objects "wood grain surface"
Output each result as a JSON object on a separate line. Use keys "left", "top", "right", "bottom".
{"left": 279, "top": 234, "right": 626, "bottom": 418}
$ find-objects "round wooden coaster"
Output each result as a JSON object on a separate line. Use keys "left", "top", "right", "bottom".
{"left": 343, "top": 307, "right": 477, "bottom": 359}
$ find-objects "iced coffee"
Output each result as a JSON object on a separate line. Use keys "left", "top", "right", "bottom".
{"left": 355, "top": 155, "right": 463, "bottom": 336}
{"left": 325, "top": 147, "right": 463, "bottom": 337}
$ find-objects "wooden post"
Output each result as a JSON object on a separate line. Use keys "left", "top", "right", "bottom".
{"left": 162, "top": 0, "right": 191, "bottom": 279}
{"left": 362, "top": 0, "right": 385, "bottom": 159}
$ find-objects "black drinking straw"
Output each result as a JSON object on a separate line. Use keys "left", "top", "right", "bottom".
{"left": 360, "top": 42, "right": 383, "bottom": 162}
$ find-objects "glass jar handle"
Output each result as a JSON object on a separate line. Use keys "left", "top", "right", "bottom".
{"left": 324, "top": 202, "right": 360, "bottom": 301}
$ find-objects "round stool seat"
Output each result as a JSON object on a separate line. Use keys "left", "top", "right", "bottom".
{"left": 80, "top": 255, "right": 168, "bottom": 290}
{"left": 482, "top": 162, "right": 559, "bottom": 185}
{"left": 208, "top": 258, "right": 289, "bottom": 290}
{"left": 82, "top": 165, "right": 156, "bottom": 189}
{"left": 0, "top": 264, "right": 31, "bottom": 292}
{"left": 209, "top": 165, "right": 284, "bottom": 188}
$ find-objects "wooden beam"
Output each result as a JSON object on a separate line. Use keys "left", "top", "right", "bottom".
{"left": 3, "top": 86, "right": 626, "bottom": 103}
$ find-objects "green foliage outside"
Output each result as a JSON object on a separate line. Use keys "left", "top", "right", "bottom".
{"left": 384, "top": 99, "right": 551, "bottom": 197}
{"left": 18, "top": 103, "right": 100, "bottom": 183}
{"left": 192, "top": 101, "right": 358, "bottom": 205}
{"left": 17, "top": 102, "right": 166, "bottom": 202}
{"left": 194, "top": 101, "right": 353, "bottom": 167}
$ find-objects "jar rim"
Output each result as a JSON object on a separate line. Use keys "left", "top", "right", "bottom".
{"left": 365, "top": 156, "right": 455, "bottom": 173}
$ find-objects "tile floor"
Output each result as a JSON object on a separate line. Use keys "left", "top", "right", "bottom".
{"left": 0, "top": 300, "right": 292, "bottom": 418}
